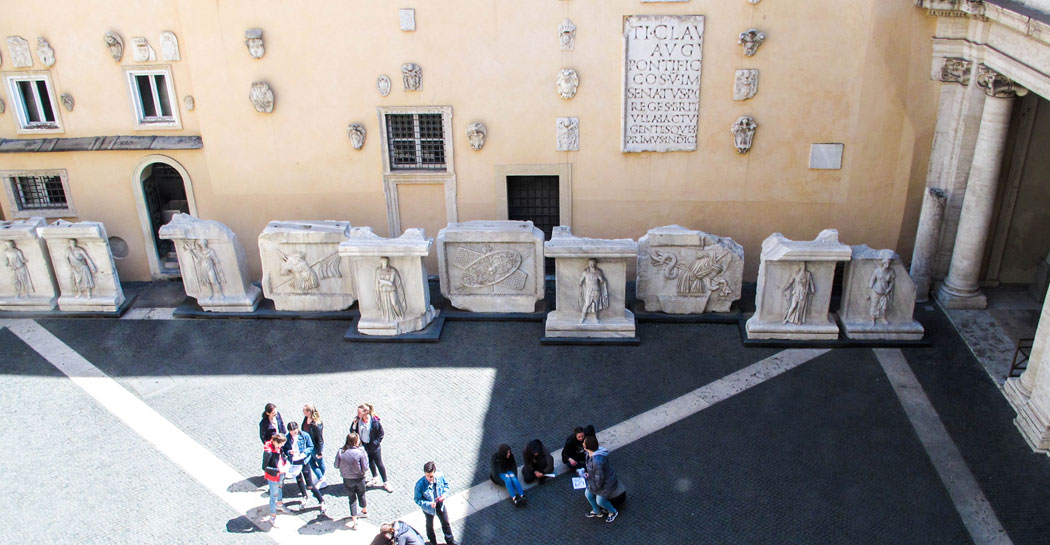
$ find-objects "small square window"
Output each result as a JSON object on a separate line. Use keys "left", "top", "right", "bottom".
{"left": 4, "top": 73, "right": 62, "bottom": 133}
{"left": 384, "top": 113, "right": 448, "bottom": 170}
{"left": 125, "top": 67, "right": 181, "bottom": 129}
{"left": 1, "top": 169, "right": 76, "bottom": 218}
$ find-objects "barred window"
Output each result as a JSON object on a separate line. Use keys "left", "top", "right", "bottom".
{"left": 12, "top": 175, "right": 67, "bottom": 210}
{"left": 2, "top": 170, "right": 75, "bottom": 218}
{"left": 385, "top": 113, "right": 446, "bottom": 170}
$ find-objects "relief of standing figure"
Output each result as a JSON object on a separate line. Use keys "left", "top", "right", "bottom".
{"left": 375, "top": 257, "right": 406, "bottom": 322}
{"left": 579, "top": 258, "right": 609, "bottom": 323}
{"left": 868, "top": 258, "right": 895, "bottom": 324}
{"left": 187, "top": 239, "right": 224, "bottom": 297}
{"left": 782, "top": 262, "right": 814, "bottom": 325}
{"left": 3, "top": 240, "right": 33, "bottom": 297}
{"left": 66, "top": 239, "right": 97, "bottom": 298}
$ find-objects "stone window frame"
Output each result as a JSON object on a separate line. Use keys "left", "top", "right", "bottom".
{"left": 1, "top": 168, "right": 76, "bottom": 219}
{"left": 124, "top": 65, "right": 182, "bottom": 130}
{"left": 3, "top": 71, "right": 64, "bottom": 134}
{"left": 377, "top": 105, "right": 458, "bottom": 236}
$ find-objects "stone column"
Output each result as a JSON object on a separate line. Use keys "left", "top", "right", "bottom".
{"left": 935, "top": 66, "right": 1026, "bottom": 309}
{"left": 1006, "top": 282, "right": 1050, "bottom": 408}
{"left": 910, "top": 188, "right": 947, "bottom": 302}
{"left": 1013, "top": 297, "right": 1050, "bottom": 452}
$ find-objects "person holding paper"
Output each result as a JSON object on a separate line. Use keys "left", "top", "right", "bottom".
{"left": 262, "top": 433, "right": 290, "bottom": 526}
{"left": 522, "top": 439, "right": 555, "bottom": 484}
{"left": 284, "top": 422, "right": 327, "bottom": 515}
{"left": 413, "top": 461, "right": 457, "bottom": 545}
{"left": 562, "top": 425, "right": 595, "bottom": 472}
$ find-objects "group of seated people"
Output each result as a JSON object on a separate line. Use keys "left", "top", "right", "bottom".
{"left": 487, "top": 425, "right": 626, "bottom": 520}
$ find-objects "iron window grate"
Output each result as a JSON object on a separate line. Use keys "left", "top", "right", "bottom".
{"left": 386, "top": 113, "right": 446, "bottom": 170}
{"left": 12, "top": 175, "right": 67, "bottom": 210}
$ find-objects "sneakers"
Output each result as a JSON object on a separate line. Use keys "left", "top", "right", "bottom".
{"left": 359, "top": 509, "right": 369, "bottom": 519}
{"left": 317, "top": 479, "right": 328, "bottom": 489}
{"left": 319, "top": 502, "right": 328, "bottom": 516}
{"left": 585, "top": 511, "right": 604, "bottom": 518}
{"left": 267, "top": 515, "right": 279, "bottom": 527}
{"left": 276, "top": 502, "right": 291, "bottom": 513}
{"left": 605, "top": 511, "right": 619, "bottom": 523}
{"left": 510, "top": 496, "right": 519, "bottom": 506}
{"left": 382, "top": 482, "right": 394, "bottom": 493}
{"left": 300, "top": 495, "right": 312, "bottom": 508}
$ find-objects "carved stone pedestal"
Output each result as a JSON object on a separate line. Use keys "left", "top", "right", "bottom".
{"left": 37, "top": 220, "right": 125, "bottom": 312}
{"left": 838, "top": 245, "right": 924, "bottom": 340}
{"left": 0, "top": 217, "right": 58, "bottom": 311}
{"left": 259, "top": 221, "right": 356, "bottom": 312}
{"left": 436, "top": 220, "right": 545, "bottom": 313}
{"left": 159, "top": 214, "right": 261, "bottom": 312}
{"left": 544, "top": 226, "right": 638, "bottom": 338}
{"left": 636, "top": 225, "right": 743, "bottom": 314}
{"left": 745, "top": 229, "right": 851, "bottom": 340}
{"left": 338, "top": 227, "right": 438, "bottom": 336}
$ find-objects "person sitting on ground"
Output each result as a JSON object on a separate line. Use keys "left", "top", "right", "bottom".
{"left": 522, "top": 439, "right": 555, "bottom": 484}
{"left": 378, "top": 520, "right": 427, "bottom": 545}
{"left": 490, "top": 443, "right": 525, "bottom": 505}
{"left": 583, "top": 435, "right": 626, "bottom": 523}
{"left": 562, "top": 425, "right": 596, "bottom": 472}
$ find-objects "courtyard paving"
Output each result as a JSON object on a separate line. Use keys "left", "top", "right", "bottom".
{"left": 0, "top": 283, "right": 1048, "bottom": 544}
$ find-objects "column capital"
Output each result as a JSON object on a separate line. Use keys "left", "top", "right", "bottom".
{"left": 976, "top": 65, "right": 1028, "bottom": 98}
{"left": 939, "top": 57, "right": 972, "bottom": 86}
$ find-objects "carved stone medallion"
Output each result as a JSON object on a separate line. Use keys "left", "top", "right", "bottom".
{"left": 245, "top": 28, "right": 264, "bottom": 59}
{"left": 559, "top": 18, "right": 576, "bottom": 50}
{"left": 466, "top": 122, "right": 487, "bottom": 151}
{"left": 731, "top": 115, "right": 757, "bottom": 154}
{"left": 556, "top": 68, "right": 579, "bottom": 99}
{"left": 60, "top": 94, "right": 73, "bottom": 112}
{"left": 250, "top": 81, "right": 274, "bottom": 113}
{"left": 556, "top": 117, "right": 579, "bottom": 151}
{"left": 402, "top": 63, "right": 422, "bottom": 91}
{"left": 130, "top": 37, "right": 156, "bottom": 62}
{"left": 7, "top": 36, "right": 32, "bottom": 68}
{"left": 160, "top": 31, "right": 180, "bottom": 61}
{"left": 104, "top": 32, "right": 124, "bottom": 62}
{"left": 348, "top": 123, "right": 366, "bottom": 149}
{"left": 36, "top": 37, "right": 55, "bottom": 67}
{"left": 733, "top": 69, "right": 758, "bottom": 100}
{"left": 738, "top": 28, "right": 766, "bottom": 56}
{"left": 377, "top": 74, "right": 392, "bottom": 96}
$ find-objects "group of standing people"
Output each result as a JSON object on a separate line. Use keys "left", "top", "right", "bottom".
{"left": 259, "top": 402, "right": 391, "bottom": 528}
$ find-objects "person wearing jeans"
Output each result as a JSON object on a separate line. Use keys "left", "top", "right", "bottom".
{"left": 413, "top": 461, "right": 457, "bottom": 545}
{"left": 262, "top": 433, "right": 289, "bottom": 526}
{"left": 489, "top": 443, "right": 525, "bottom": 505}
{"left": 583, "top": 435, "right": 624, "bottom": 523}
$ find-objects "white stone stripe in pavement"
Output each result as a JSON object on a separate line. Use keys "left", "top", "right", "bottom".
{"left": 1, "top": 319, "right": 379, "bottom": 545}
{"left": 395, "top": 348, "right": 832, "bottom": 530}
{"left": 873, "top": 348, "right": 1013, "bottom": 545}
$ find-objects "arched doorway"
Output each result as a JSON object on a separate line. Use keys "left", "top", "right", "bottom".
{"left": 132, "top": 155, "right": 198, "bottom": 279}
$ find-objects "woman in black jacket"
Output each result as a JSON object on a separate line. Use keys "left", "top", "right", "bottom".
{"left": 522, "top": 439, "right": 555, "bottom": 484}
{"left": 350, "top": 403, "right": 393, "bottom": 492}
{"left": 259, "top": 402, "right": 286, "bottom": 444}
{"left": 302, "top": 404, "right": 326, "bottom": 487}
{"left": 489, "top": 444, "right": 525, "bottom": 505}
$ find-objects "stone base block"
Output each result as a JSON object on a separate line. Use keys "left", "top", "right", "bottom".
{"left": 643, "top": 294, "right": 733, "bottom": 314}
{"left": 271, "top": 294, "right": 355, "bottom": 312}
{"left": 1014, "top": 401, "right": 1050, "bottom": 454}
{"left": 0, "top": 295, "right": 57, "bottom": 311}
{"left": 745, "top": 313, "right": 840, "bottom": 340}
{"left": 1004, "top": 378, "right": 1031, "bottom": 414}
{"left": 544, "top": 309, "right": 636, "bottom": 338}
{"left": 57, "top": 294, "right": 126, "bottom": 313}
{"left": 935, "top": 284, "right": 987, "bottom": 309}
{"left": 447, "top": 295, "right": 539, "bottom": 314}
{"left": 839, "top": 319, "right": 924, "bottom": 340}
{"left": 357, "top": 306, "right": 439, "bottom": 336}
{"left": 197, "top": 285, "right": 262, "bottom": 313}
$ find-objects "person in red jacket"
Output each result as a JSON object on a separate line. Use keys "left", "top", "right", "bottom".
{"left": 262, "top": 433, "right": 290, "bottom": 526}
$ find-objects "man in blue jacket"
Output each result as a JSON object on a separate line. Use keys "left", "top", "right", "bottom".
{"left": 413, "top": 461, "right": 457, "bottom": 545}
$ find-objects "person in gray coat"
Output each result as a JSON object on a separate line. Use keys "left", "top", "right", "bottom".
{"left": 334, "top": 433, "right": 369, "bottom": 530}
{"left": 378, "top": 520, "right": 427, "bottom": 545}
{"left": 583, "top": 435, "right": 625, "bottom": 523}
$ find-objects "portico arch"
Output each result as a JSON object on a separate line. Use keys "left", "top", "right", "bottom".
{"left": 131, "top": 155, "right": 199, "bottom": 279}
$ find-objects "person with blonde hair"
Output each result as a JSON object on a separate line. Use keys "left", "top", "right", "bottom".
{"left": 335, "top": 433, "right": 369, "bottom": 530}
{"left": 302, "top": 403, "right": 327, "bottom": 488}
{"left": 350, "top": 403, "right": 393, "bottom": 492}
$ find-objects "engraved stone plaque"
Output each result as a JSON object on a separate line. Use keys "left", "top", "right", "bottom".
{"left": 622, "top": 15, "right": 704, "bottom": 153}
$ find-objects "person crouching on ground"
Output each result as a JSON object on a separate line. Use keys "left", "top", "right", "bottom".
{"left": 584, "top": 435, "right": 625, "bottom": 523}
{"left": 490, "top": 443, "right": 525, "bottom": 505}
{"left": 334, "top": 433, "right": 369, "bottom": 530}
{"left": 562, "top": 425, "right": 595, "bottom": 473}
{"left": 522, "top": 439, "right": 555, "bottom": 484}
{"left": 377, "top": 520, "right": 427, "bottom": 545}
{"left": 262, "top": 433, "right": 289, "bottom": 526}
{"left": 413, "top": 461, "right": 457, "bottom": 545}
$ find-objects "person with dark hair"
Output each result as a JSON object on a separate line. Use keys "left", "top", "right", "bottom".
{"left": 335, "top": 433, "right": 369, "bottom": 530}
{"left": 413, "top": 461, "right": 457, "bottom": 545}
{"left": 378, "top": 521, "right": 427, "bottom": 545}
{"left": 562, "top": 425, "right": 596, "bottom": 472}
{"left": 284, "top": 421, "right": 327, "bottom": 515}
{"left": 490, "top": 444, "right": 525, "bottom": 505}
{"left": 522, "top": 439, "right": 555, "bottom": 484}
{"left": 262, "top": 433, "right": 289, "bottom": 526}
{"left": 350, "top": 403, "right": 393, "bottom": 492}
{"left": 583, "top": 435, "right": 625, "bottom": 523}
{"left": 259, "top": 402, "right": 286, "bottom": 444}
